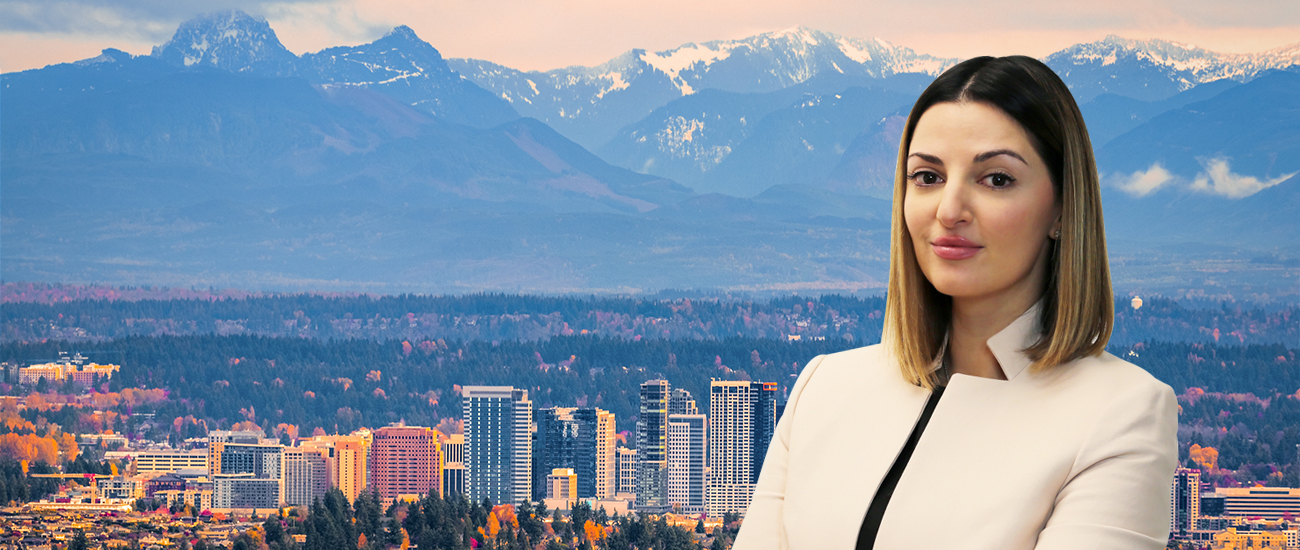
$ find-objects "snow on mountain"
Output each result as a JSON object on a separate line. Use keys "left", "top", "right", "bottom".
{"left": 449, "top": 26, "right": 956, "bottom": 148}
{"left": 148, "top": 12, "right": 517, "bottom": 128}
{"left": 299, "top": 25, "right": 519, "bottom": 127}
{"left": 151, "top": 10, "right": 298, "bottom": 76}
{"left": 1045, "top": 35, "right": 1300, "bottom": 101}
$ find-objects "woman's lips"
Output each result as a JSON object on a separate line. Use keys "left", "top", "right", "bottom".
{"left": 931, "top": 236, "right": 982, "bottom": 260}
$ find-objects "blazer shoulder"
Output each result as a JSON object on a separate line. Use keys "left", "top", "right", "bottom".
{"left": 1068, "top": 350, "right": 1173, "bottom": 398}
{"left": 795, "top": 343, "right": 908, "bottom": 395}
{"left": 818, "top": 342, "right": 888, "bottom": 368}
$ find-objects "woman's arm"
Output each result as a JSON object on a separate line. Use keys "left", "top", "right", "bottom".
{"left": 732, "top": 354, "right": 828, "bottom": 550}
{"left": 1034, "top": 378, "right": 1180, "bottom": 549}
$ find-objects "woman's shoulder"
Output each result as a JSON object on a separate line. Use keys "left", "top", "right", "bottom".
{"left": 805, "top": 343, "right": 892, "bottom": 378}
{"left": 1054, "top": 350, "right": 1173, "bottom": 399}
{"left": 1066, "top": 351, "right": 1170, "bottom": 390}
{"left": 791, "top": 343, "right": 904, "bottom": 395}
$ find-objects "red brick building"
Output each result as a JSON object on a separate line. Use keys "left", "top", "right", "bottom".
{"left": 368, "top": 425, "right": 442, "bottom": 505}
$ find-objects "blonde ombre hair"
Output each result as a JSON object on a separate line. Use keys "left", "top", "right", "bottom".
{"left": 883, "top": 56, "right": 1114, "bottom": 390}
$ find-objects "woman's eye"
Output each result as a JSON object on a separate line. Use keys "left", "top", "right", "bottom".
{"left": 985, "top": 173, "right": 1015, "bottom": 188}
{"left": 909, "top": 170, "right": 942, "bottom": 185}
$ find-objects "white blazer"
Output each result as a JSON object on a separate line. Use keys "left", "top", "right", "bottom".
{"left": 733, "top": 298, "right": 1179, "bottom": 550}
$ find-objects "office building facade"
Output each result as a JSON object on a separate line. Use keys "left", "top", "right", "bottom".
{"left": 299, "top": 435, "right": 369, "bottom": 504}
{"left": 616, "top": 447, "right": 638, "bottom": 497}
{"left": 1170, "top": 467, "right": 1201, "bottom": 537}
{"left": 667, "top": 413, "right": 707, "bottom": 514}
{"left": 213, "top": 473, "right": 280, "bottom": 510}
{"left": 442, "top": 433, "right": 466, "bottom": 497}
{"left": 284, "top": 447, "right": 329, "bottom": 507}
{"left": 135, "top": 450, "right": 207, "bottom": 474}
{"left": 637, "top": 380, "right": 671, "bottom": 512}
{"left": 707, "top": 380, "right": 777, "bottom": 517}
{"left": 369, "top": 425, "right": 442, "bottom": 504}
{"left": 463, "top": 386, "right": 533, "bottom": 505}
{"left": 208, "top": 438, "right": 284, "bottom": 506}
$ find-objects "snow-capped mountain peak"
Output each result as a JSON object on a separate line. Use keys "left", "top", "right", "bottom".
{"left": 1045, "top": 34, "right": 1300, "bottom": 100}
{"left": 151, "top": 10, "right": 299, "bottom": 75}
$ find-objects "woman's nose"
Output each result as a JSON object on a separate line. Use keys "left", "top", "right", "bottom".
{"left": 935, "top": 176, "right": 970, "bottom": 228}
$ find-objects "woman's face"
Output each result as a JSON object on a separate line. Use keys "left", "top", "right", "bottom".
{"left": 903, "top": 101, "right": 1061, "bottom": 304}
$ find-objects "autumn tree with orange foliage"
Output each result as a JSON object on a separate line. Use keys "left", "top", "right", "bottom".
{"left": 1189, "top": 444, "right": 1219, "bottom": 470}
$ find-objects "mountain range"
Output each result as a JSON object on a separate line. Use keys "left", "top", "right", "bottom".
{"left": 1, "top": 10, "right": 1297, "bottom": 296}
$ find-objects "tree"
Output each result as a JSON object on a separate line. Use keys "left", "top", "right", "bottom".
{"left": 68, "top": 530, "right": 89, "bottom": 550}
{"left": 696, "top": 519, "right": 705, "bottom": 534}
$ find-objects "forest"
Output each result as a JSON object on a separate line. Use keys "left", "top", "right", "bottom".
{"left": 3, "top": 284, "right": 1295, "bottom": 347}
{"left": 0, "top": 287, "right": 1296, "bottom": 497}
{"left": 0, "top": 333, "right": 1296, "bottom": 487}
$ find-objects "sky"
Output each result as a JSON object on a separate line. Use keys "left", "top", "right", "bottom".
{"left": 1, "top": 0, "right": 1298, "bottom": 73}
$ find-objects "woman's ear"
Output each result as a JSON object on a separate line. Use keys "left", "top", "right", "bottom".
{"left": 1050, "top": 215, "right": 1062, "bottom": 239}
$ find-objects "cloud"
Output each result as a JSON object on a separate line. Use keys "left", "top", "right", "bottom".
{"left": 1111, "top": 157, "right": 1295, "bottom": 199}
{"left": 1189, "top": 157, "right": 1296, "bottom": 199}
{"left": 1112, "top": 163, "right": 1176, "bottom": 197}
{"left": 0, "top": 0, "right": 334, "bottom": 42}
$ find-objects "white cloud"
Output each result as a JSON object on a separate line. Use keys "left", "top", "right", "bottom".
{"left": 1112, "top": 163, "right": 1176, "bottom": 197}
{"left": 1111, "top": 157, "right": 1295, "bottom": 199}
{"left": 1189, "top": 157, "right": 1295, "bottom": 198}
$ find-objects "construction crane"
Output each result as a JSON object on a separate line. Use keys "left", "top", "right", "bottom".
{"left": 21, "top": 459, "right": 116, "bottom": 479}
{"left": 28, "top": 473, "right": 101, "bottom": 482}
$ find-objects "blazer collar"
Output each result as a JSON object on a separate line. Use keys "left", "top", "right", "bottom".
{"left": 928, "top": 296, "right": 1046, "bottom": 381}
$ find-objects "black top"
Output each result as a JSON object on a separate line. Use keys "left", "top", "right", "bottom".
{"left": 855, "top": 384, "right": 946, "bottom": 550}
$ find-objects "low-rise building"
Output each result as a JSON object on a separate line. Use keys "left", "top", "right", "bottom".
{"left": 134, "top": 450, "right": 207, "bottom": 474}
{"left": 96, "top": 476, "right": 144, "bottom": 500}
{"left": 212, "top": 473, "right": 280, "bottom": 510}
{"left": 548, "top": 468, "right": 578, "bottom": 500}
{"left": 1211, "top": 487, "right": 1300, "bottom": 520}
{"left": 1212, "top": 527, "right": 1294, "bottom": 550}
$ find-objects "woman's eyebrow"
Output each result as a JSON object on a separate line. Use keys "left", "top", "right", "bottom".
{"left": 907, "top": 152, "right": 943, "bottom": 165}
{"left": 974, "top": 149, "right": 1028, "bottom": 165}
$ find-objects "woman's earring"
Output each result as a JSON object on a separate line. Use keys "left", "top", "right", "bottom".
{"left": 1053, "top": 229, "right": 1060, "bottom": 239}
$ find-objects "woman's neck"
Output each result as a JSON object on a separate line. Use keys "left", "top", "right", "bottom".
{"left": 947, "top": 293, "right": 1041, "bottom": 380}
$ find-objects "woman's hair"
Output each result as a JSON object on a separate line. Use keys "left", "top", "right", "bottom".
{"left": 883, "top": 55, "right": 1113, "bottom": 389}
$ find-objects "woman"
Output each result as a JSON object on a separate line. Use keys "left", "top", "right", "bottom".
{"left": 732, "top": 56, "right": 1179, "bottom": 550}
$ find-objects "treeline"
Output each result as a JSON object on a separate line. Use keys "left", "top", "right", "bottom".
{"left": 1177, "top": 388, "right": 1298, "bottom": 470}
{"left": 299, "top": 487, "right": 707, "bottom": 550}
{"left": 3, "top": 291, "right": 1295, "bottom": 347}
{"left": 1, "top": 335, "right": 1295, "bottom": 445}
{"left": 1, "top": 334, "right": 855, "bottom": 437}
{"left": 0, "top": 458, "right": 60, "bottom": 505}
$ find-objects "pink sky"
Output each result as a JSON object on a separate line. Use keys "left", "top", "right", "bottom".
{"left": 1, "top": 0, "right": 1298, "bottom": 73}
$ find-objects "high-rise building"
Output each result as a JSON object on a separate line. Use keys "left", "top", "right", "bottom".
{"left": 538, "top": 407, "right": 616, "bottom": 500}
{"left": 707, "top": 380, "right": 778, "bottom": 517}
{"left": 667, "top": 413, "right": 707, "bottom": 514}
{"left": 535, "top": 407, "right": 578, "bottom": 501}
{"left": 637, "top": 380, "right": 671, "bottom": 512}
{"left": 616, "top": 447, "right": 638, "bottom": 497}
{"left": 463, "top": 386, "right": 532, "bottom": 505}
{"left": 206, "top": 430, "right": 265, "bottom": 477}
{"left": 1170, "top": 467, "right": 1201, "bottom": 537}
{"left": 442, "top": 434, "right": 466, "bottom": 497}
{"left": 283, "top": 447, "right": 329, "bottom": 507}
{"left": 370, "top": 425, "right": 442, "bottom": 505}
{"left": 752, "top": 382, "right": 778, "bottom": 481}
{"left": 207, "top": 435, "right": 284, "bottom": 506}
{"left": 669, "top": 388, "right": 698, "bottom": 416}
{"left": 299, "top": 434, "right": 369, "bottom": 503}
{"left": 575, "top": 408, "right": 616, "bottom": 499}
